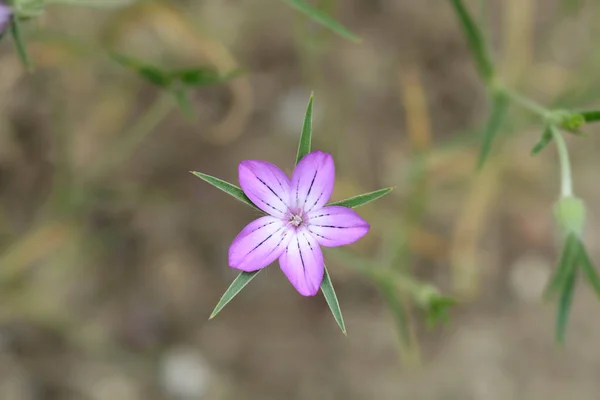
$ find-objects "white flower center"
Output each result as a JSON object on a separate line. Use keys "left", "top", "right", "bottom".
{"left": 289, "top": 214, "right": 303, "bottom": 227}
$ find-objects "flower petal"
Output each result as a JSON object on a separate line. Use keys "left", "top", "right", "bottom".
{"left": 279, "top": 230, "right": 324, "bottom": 296}
{"left": 238, "top": 160, "right": 291, "bottom": 217}
{"left": 307, "top": 206, "right": 370, "bottom": 247}
{"left": 291, "top": 151, "right": 335, "bottom": 213}
{"left": 229, "top": 216, "right": 292, "bottom": 272}
{"left": 0, "top": 4, "right": 11, "bottom": 34}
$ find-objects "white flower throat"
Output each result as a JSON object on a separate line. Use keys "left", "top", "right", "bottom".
{"left": 289, "top": 213, "right": 304, "bottom": 227}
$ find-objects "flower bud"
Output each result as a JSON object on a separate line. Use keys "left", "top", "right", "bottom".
{"left": 554, "top": 196, "right": 586, "bottom": 236}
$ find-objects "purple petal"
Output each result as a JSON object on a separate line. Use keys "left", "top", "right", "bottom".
{"left": 279, "top": 230, "right": 324, "bottom": 296}
{"left": 291, "top": 151, "right": 335, "bottom": 213}
{"left": 0, "top": 3, "right": 12, "bottom": 35}
{"left": 229, "top": 216, "right": 292, "bottom": 272}
{"left": 307, "top": 206, "right": 370, "bottom": 247}
{"left": 238, "top": 160, "right": 291, "bottom": 217}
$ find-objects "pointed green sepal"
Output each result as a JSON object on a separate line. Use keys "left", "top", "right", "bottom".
{"left": 320, "top": 265, "right": 346, "bottom": 334}
{"left": 555, "top": 266, "right": 577, "bottom": 345}
{"left": 209, "top": 271, "right": 261, "bottom": 319}
{"left": 578, "top": 240, "right": 600, "bottom": 301}
{"left": 328, "top": 187, "right": 394, "bottom": 209}
{"left": 544, "top": 233, "right": 579, "bottom": 301}
{"left": 190, "top": 171, "right": 261, "bottom": 212}
{"left": 296, "top": 92, "right": 314, "bottom": 165}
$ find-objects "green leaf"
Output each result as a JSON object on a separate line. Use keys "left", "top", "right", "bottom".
{"left": 556, "top": 265, "right": 577, "bottom": 345}
{"left": 171, "top": 67, "right": 221, "bottom": 86}
{"left": 578, "top": 240, "right": 600, "bottom": 301}
{"left": 296, "top": 93, "right": 314, "bottom": 165}
{"left": 328, "top": 187, "right": 394, "bottom": 209}
{"left": 378, "top": 278, "right": 412, "bottom": 347}
{"left": 425, "top": 295, "right": 456, "bottom": 328}
{"left": 578, "top": 110, "right": 600, "bottom": 124}
{"left": 531, "top": 125, "right": 553, "bottom": 155}
{"left": 10, "top": 17, "right": 33, "bottom": 72}
{"left": 281, "top": 0, "right": 361, "bottom": 43}
{"left": 544, "top": 233, "right": 578, "bottom": 301}
{"left": 477, "top": 90, "right": 509, "bottom": 169}
{"left": 190, "top": 171, "right": 262, "bottom": 212}
{"left": 209, "top": 271, "right": 261, "bottom": 319}
{"left": 448, "top": 0, "right": 494, "bottom": 83}
{"left": 320, "top": 265, "right": 346, "bottom": 334}
{"left": 172, "top": 88, "right": 195, "bottom": 120}
{"left": 110, "top": 52, "right": 172, "bottom": 87}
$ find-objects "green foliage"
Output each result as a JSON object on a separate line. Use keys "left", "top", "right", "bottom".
{"left": 111, "top": 52, "right": 241, "bottom": 117}
{"left": 579, "top": 110, "right": 600, "bottom": 124}
{"left": 296, "top": 93, "right": 314, "bottom": 164}
{"left": 531, "top": 125, "right": 553, "bottom": 155}
{"left": 478, "top": 90, "right": 509, "bottom": 168}
{"left": 281, "top": 0, "right": 361, "bottom": 43}
{"left": 321, "top": 266, "right": 346, "bottom": 334}
{"left": 9, "top": 16, "right": 33, "bottom": 72}
{"left": 209, "top": 271, "right": 261, "bottom": 319}
{"left": 329, "top": 187, "right": 394, "bottom": 209}
{"left": 448, "top": 0, "right": 494, "bottom": 83}
{"left": 190, "top": 171, "right": 261, "bottom": 212}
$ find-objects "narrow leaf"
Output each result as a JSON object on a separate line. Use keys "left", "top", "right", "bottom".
{"left": 171, "top": 67, "right": 221, "bottom": 86}
{"left": 10, "top": 17, "right": 33, "bottom": 72}
{"left": 531, "top": 125, "right": 553, "bottom": 155}
{"left": 328, "top": 187, "right": 394, "bottom": 209}
{"left": 425, "top": 295, "right": 456, "bottom": 328}
{"left": 477, "top": 90, "right": 509, "bottom": 168}
{"left": 110, "top": 53, "right": 172, "bottom": 87}
{"left": 578, "top": 240, "right": 600, "bottom": 301}
{"left": 209, "top": 271, "right": 261, "bottom": 319}
{"left": 171, "top": 67, "right": 243, "bottom": 86}
{"left": 578, "top": 110, "right": 600, "bottom": 124}
{"left": 281, "top": 0, "right": 361, "bottom": 43}
{"left": 544, "top": 233, "right": 578, "bottom": 301}
{"left": 556, "top": 266, "right": 577, "bottom": 345}
{"left": 320, "top": 265, "right": 346, "bottom": 334}
{"left": 173, "top": 88, "right": 195, "bottom": 120}
{"left": 378, "top": 278, "right": 412, "bottom": 347}
{"left": 296, "top": 93, "right": 314, "bottom": 165}
{"left": 190, "top": 171, "right": 261, "bottom": 212}
{"left": 448, "top": 0, "right": 494, "bottom": 82}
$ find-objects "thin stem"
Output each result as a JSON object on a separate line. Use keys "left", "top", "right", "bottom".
{"left": 503, "top": 87, "right": 549, "bottom": 118}
{"left": 90, "top": 92, "right": 175, "bottom": 179}
{"left": 550, "top": 126, "right": 573, "bottom": 197}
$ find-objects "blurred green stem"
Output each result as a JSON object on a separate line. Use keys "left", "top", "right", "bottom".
{"left": 502, "top": 87, "right": 548, "bottom": 118}
{"left": 551, "top": 126, "right": 573, "bottom": 197}
{"left": 91, "top": 92, "right": 175, "bottom": 178}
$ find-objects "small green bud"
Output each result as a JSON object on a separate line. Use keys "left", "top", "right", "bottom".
{"left": 547, "top": 110, "right": 585, "bottom": 135}
{"left": 554, "top": 196, "right": 586, "bottom": 236}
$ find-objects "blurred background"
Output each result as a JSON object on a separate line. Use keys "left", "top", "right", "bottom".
{"left": 1, "top": 0, "right": 600, "bottom": 398}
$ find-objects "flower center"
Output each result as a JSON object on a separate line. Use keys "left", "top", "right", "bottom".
{"left": 289, "top": 214, "right": 304, "bottom": 227}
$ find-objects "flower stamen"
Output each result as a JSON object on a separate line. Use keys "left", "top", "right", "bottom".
{"left": 289, "top": 214, "right": 303, "bottom": 227}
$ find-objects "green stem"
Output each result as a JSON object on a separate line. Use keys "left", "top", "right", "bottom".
{"left": 503, "top": 87, "right": 549, "bottom": 118}
{"left": 90, "top": 92, "right": 175, "bottom": 179}
{"left": 550, "top": 126, "right": 573, "bottom": 198}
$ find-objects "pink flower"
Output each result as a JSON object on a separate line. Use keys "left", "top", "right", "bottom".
{"left": 0, "top": 2, "right": 11, "bottom": 35}
{"left": 228, "top": 151, "right": 370, "bottom": 296}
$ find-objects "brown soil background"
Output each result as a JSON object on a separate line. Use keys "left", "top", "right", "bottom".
{"left": 1, "top": 0, "right": 600, "bottom": 399}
